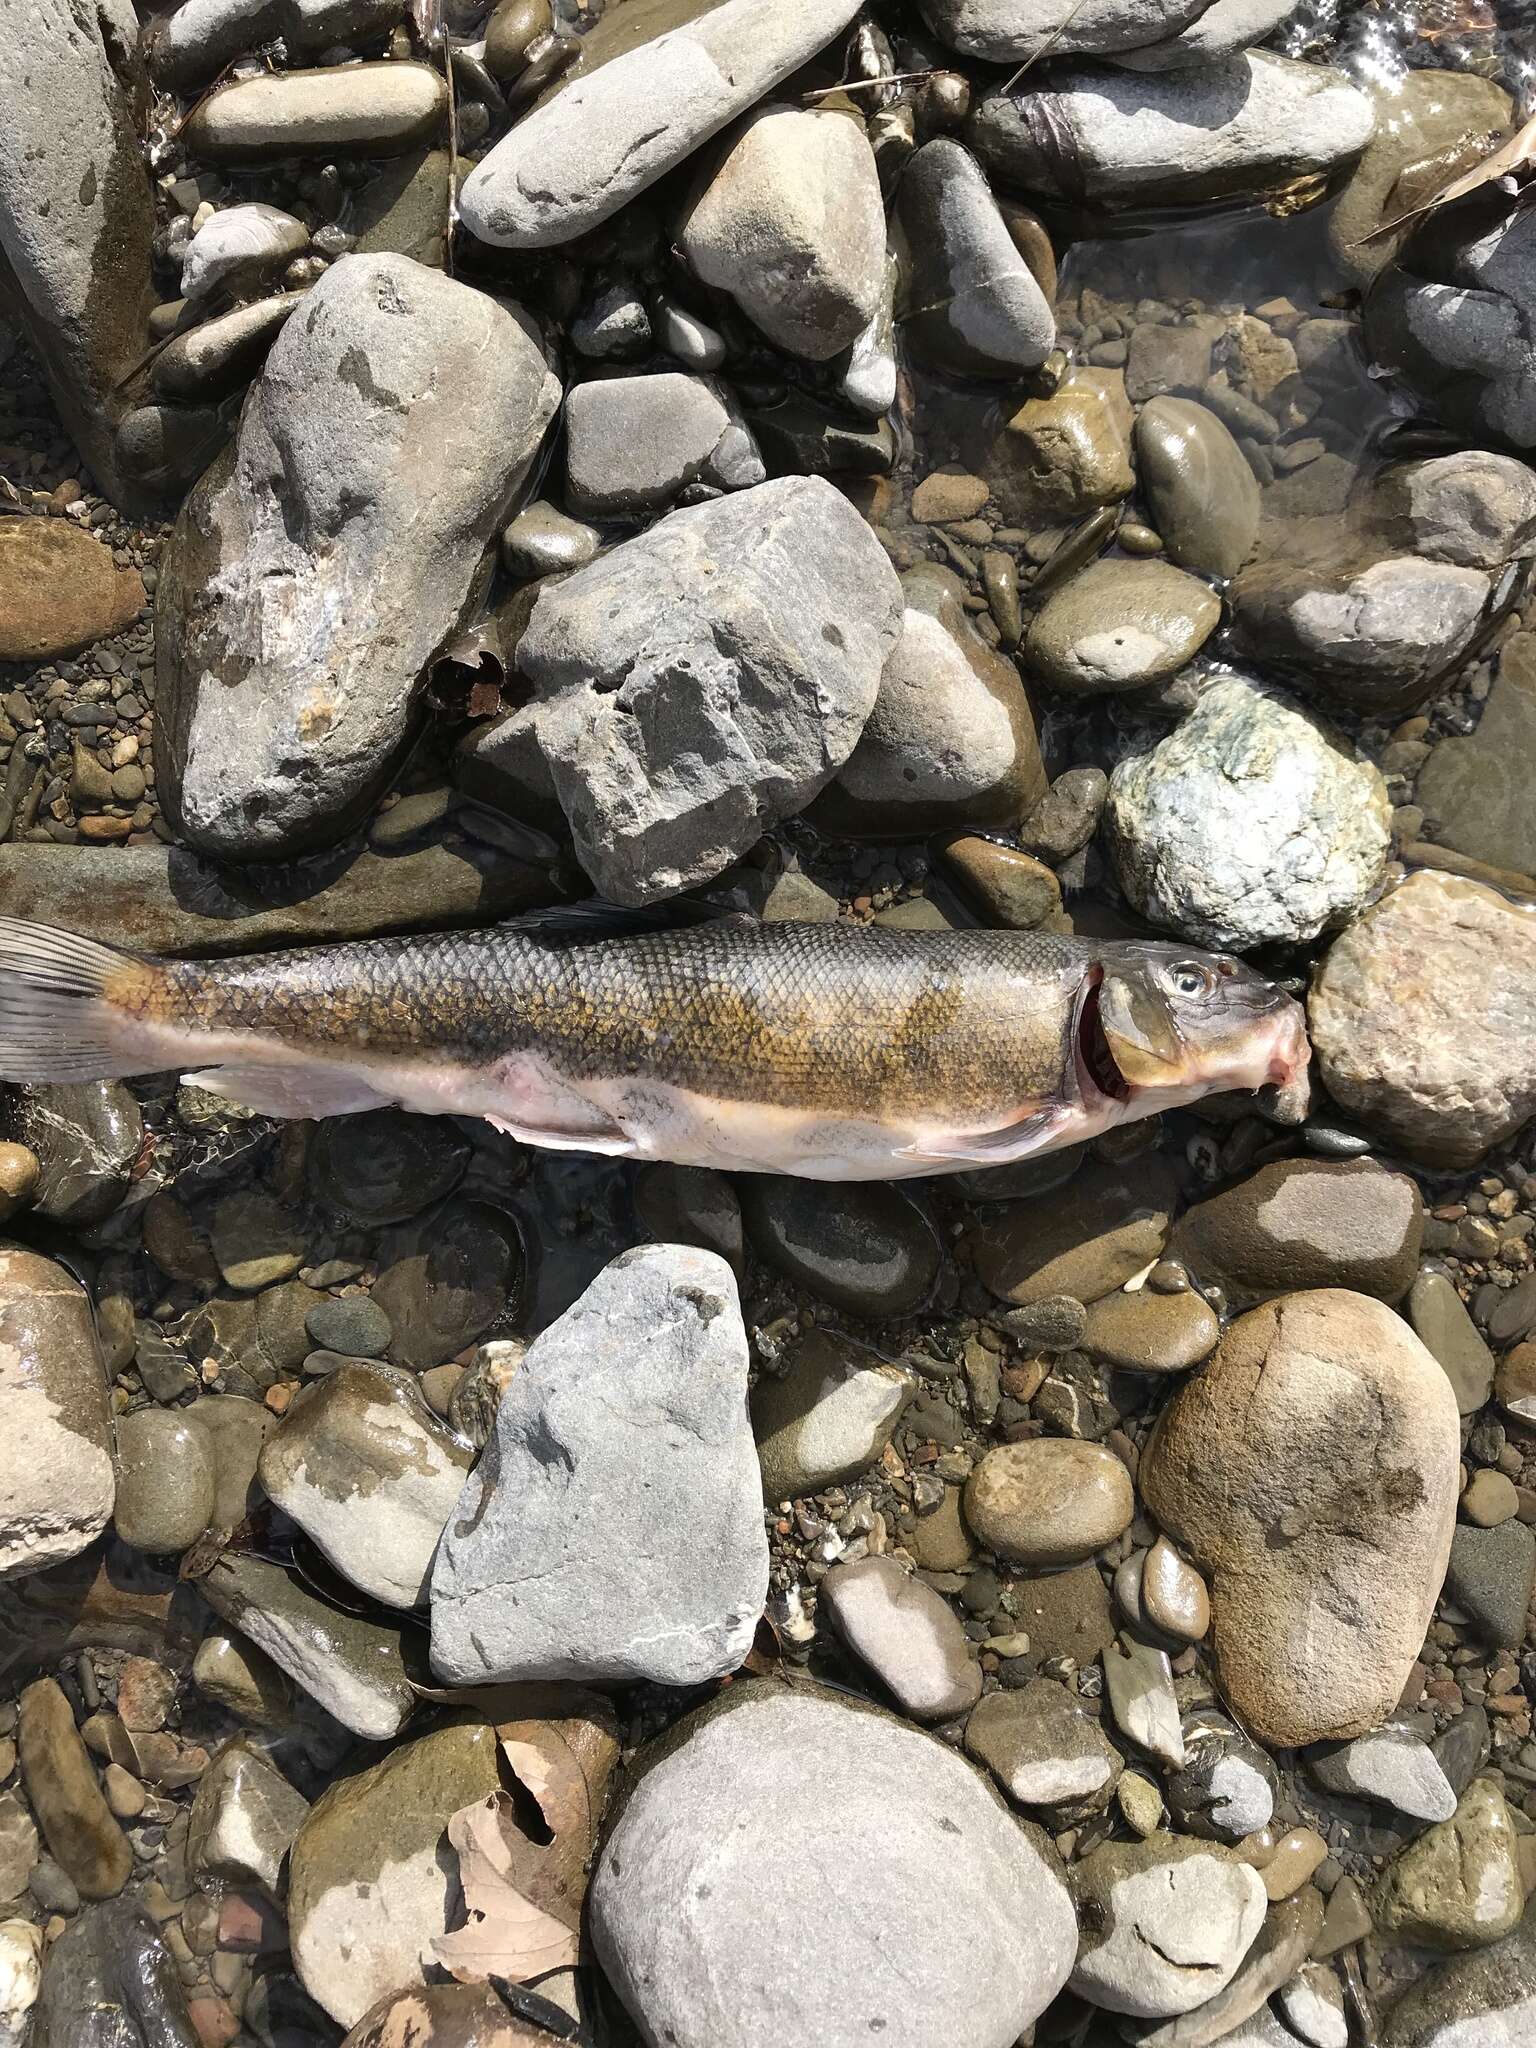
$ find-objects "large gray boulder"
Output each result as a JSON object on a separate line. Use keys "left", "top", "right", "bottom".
{"left": 591, "top": 1684, "right": 1077, "bottom": 2048}
{"left": 968, "top": 54, "right": 1374, "bottom": 210}
{"left": 1105, "top": 674, "right": 1391, "bottom": 949}
{"left": 156, "top": 254, "right": 559, "bottom": 862}
{"left": 919, "top": 0, "right": 1280, "bottom": 60}
{"left": 0, "top": 0, "right": 155, "bottom": 508}
{"left": 517, "top": 476, "right": 903, "bottom": 903}
{"left": 430, "top": 1245, "right": 769, "bottom": 1690}
{"left": 459, "top": 0, "right": 863, "bottom": 250}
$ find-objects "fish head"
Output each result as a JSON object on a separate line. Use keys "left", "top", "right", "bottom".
{"left": 1084, "top": 944, "right": 1311, "bottom": 1120}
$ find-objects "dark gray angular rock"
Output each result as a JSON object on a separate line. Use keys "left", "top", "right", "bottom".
{"left": 0, "top": 0, "right": 156, "bottom": 509}
{"left": 1445, "top": 1521, "right": 1536, "bottom": 1648}
{"left": 518, "top": 476, "right": 902, "bottom": 903}
{"left": 591, "top": 1684, "right": 1076, "bottom": 2048}
{"left": 897, "top": 140, "right": 1055, "bottom": 377}
{"left": 563, "top": 372, "right": 763, "bottom": 517}
{"left": 156, "top": 253, "right": 560, "bottom": 862}
{"left": 35, "top": 1899, "right": 198, "bottom": 2048}
{"left": 430, "top": 1245, "right": 768, "bottom": 1689}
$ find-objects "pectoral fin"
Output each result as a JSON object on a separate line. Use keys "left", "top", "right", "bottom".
{"left": 181, "top": 1063, "right": 398, "bottom": 1119}
{"left": 897, "top": 1106, "right": 1063, "bottom": 1166}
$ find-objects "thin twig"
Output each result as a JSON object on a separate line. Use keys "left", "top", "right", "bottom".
{"left": 441, "top": 0, "right": 459, "bottom": 277}
{"left": 999, "top": 0, "right": 1098, "bottom": 95}
{"left": 801, "top": 69, "right": 938, "bottom": 100}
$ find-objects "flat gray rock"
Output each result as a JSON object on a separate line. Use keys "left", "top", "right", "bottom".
{"left": 459, "top": 0, "right": 863, "bottom": 249}
{"left": 591, "top": 1684, "right": 1076, "bottom": 2048}
{"left": 157, "top": 253, "right": 559, "bottom": 861}
{"left": 1070, "top": 1832, "right": 1268, "bottom": 2018}
{"left": 920, "top": 0, "right": 1208, "bottom": 60}
{"left": 518, "top": 475, "right": 902, "bottom": 903}
{"left": 430, "top": 1245, "right": 768, "bottom": 1690}
{"left": 0, "top": 0, "right": 156, "bottom": 508}
{"left": 1308, "top": 1722, "right": 1458, "bottom": 1823}
{"left": 968, "top": 54, "right": 1375, "bottom": 209}
{"left": 1111, "top": 0, "right": 1301, "bottom": 67}
{"left": 563, "top": 372, "right": 762, "bottom": 518}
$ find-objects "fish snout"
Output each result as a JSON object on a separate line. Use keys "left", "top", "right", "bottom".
{"left": 1255, "top": 997, "right": 1313, "bottom": 1124}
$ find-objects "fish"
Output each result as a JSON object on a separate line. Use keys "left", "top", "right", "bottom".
{"left": 0, "top": 911, "right": 1310, "bottom": 1182}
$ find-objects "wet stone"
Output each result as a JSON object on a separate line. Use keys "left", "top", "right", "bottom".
{"left": 0, "top": 1246, "right": 115, "bottom": 1579}
{"left": 1104, "top": 1632, "right": 1186, "bottom": 1769}
{"left": 304, "top": 1296, "right": 391, "bottom": 1359}
{"left": 1135, "top": 396, "right": 1260, "bottom": 581}
{"left": 741, "top": 1178, "right": 939, "bottom": 1319}
{"left": 17, "top": 1679, "right": 129, "bottom": 1902}
{"left": 1445, "top": 1522, "right": 1536, "bottom": 1648}
{"left": 1164, "top": 1709, "right": 1275, "bottom": 1842}
{"left": 1141, "top": 1537, "right": 1210, "bottom": 1642}
{"left": 181, "top": 62, "right": 447, "bottom": 165}
{"left": 207, "top": 1190, "right": 306, "bottom": 1293}
{"left": 754, "top": 1331, "right": 911, "bottom": 1501}
{"left": 371, "top": 1200, "right": 522, "bottom": 1370}
{"left": 964, "top": 1679, "right": 1122, "bottom": 1821}
{"left": 1374, "top": 1779, "right": 1525, "bottom": 1951}
{"left": 1024, "top": 557, "right": 1221, "bottom": 694}
{"left": 113, "top": 1410, "right": 215, "bottom": 1556}
{"left": 941, "top": 837, "right": 1062, "bottom": 929}
{"left": 12, "top": 1082, "right": 142, "bottom": 1226}
{"left": 984, "top": 369, "right": 1134, "bottom": 528}
{"left": 1018, "top": 766, "right": 1108, "bottom": 862}
{"left": 634, "top": 1163, "right": 744, "bottom": 1275}
{"left": 309, "top": 1109, "right": 470, "bottom": 1226}
{"left": 967, "top": 1160, "right": 1176, "bottom": 1307}
{"left": 34, "top": 1899, "right": 198, "bottom": 2048}
{"left": 820, "top": 1554, "right": 982, "bottom": 1721}
{"left": 188, "top": 1740, "right": 309, "bottom": 1899}
{"left": 191, "top": 1633, "right": 294, "bottom": 1731}
{"left": 1080, "top": 1287, "right": 1219, "bottom": 1373}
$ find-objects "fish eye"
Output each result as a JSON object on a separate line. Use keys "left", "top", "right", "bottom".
{"left": 1171, "top": 962, "right": 1213, "bottom": 997}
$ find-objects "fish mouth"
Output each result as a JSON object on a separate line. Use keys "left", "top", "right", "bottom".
{"left": 1074, "top": 973, "right": 1132, "bottom": 1110}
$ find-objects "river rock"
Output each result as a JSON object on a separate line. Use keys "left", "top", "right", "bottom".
{"left": 34, "top": 1900, "right": 198, "bottom": 2048}
{"left": 967, "top": 1159, "right": 1177, "bottom": 1305}
{"left": 984, "top": 369, "right": 1135, "bottom": 527}
{"left": 678, "top": 105, "right": 885, "bottom": 361}
{"left": 191, "top": 1632, "right": 294, "bottom": 1729}
{"left": 180, "top": 203, "right": 308, "bottom": 304}
{"left": 965, "top": 1438, "right": 1133, "bottom": 1564}
{"left": 1308, "top": 871, "right": 1536, "bottom": 1168}
{"left": 1134, "top": 397, "right": 1260, "bottom": 579}
{"left": 1070, "top": 1832, "right": 1268, "bottom": 2017}
{"left": 1417, "top": 631, "right": 1536, "bottom": 881}
{"left": 591, "top": 1683, "right": 1076, "bottom": 2048}
{"left": 753, "top": 1331, "right": 911, "bottom": 1500}
{"left": 1409, "top": 1271, "right": 1496, "bottom": 1416}
{"left": 1382, "top": 1904, "right": 1536, "bottom": 2045}
{"left": 1081, "top": 1288, "right": 1220, "bottom": 1373}
{"left": 563, "top": 373, "right": 762, "bottom": 517}
{"left": 1328, "top": 70, "right": 1512, "bottom": 288}
{"left": 182, "top": 62, "right": 445, "bottom": 163}
{"left": 967, "top": 54, "right": 1375, "bottom": 210}
{"left": 1163, "top": 1708, "right": 1274, "bottom": 1840}
{"left": 1141, "top": 1290, "right": 1460, "bottom": 1746}
{"left": 153, "top": 293, "right": 301, "bottom": 404}
{"left": 199, "top": 1553, "right": 416, "bottom": 1740}
{"left": 1365, "top": 195, "right": 1536, "bottom": 451}
{"left": 147, "top": 0, "right": 405, "bottom": 88}
{"left": 744, "top": 1178, "right": 939, "bottom": 1317}
{"left": 459, "top": 0, "right": 863, "bottom": 249}
{"left": 259, "top": 1363, "right": 473, "bottom": 1609}
{"left": 818, "top": 562, "right": 1046, "bottom": 836}
{"left": 188, "top": 1738, "right": 309, "bottom": 1897}
{"left": 0, "top": 522, "right": 145, "bottom": 663}
{"left": 0, "top": 1247, "right": 113, "bottom": 1580}
{"left": 1309, "top": 1722, "right": 1457, "bottom": 1823}
{"left": 965, "top": 1678, "right": 1122, "bottom": 1820}
{"left": 1375, "top": 1780, "right": 1525, "bottom": 1950}
{"left": 0, "top": 0, "right": 156, "bottom": 509}
{"left": 1444, "top": 1522, "right": 1536, "bottom": 1647}
{"left": 1168, "top": 1158, "right": 1422, "bottom": 1310}
{"left": 821, "top": 1555, "right": 982, "bottom": 1721}
{"left": 1024, "top": 558, "right": 1221, "bottom": 693}
{"left": 1106, "top": 676, "right": 1390, "bottom": 948}
{"left": 430, "top": 1246, "right": 767, "bottom": 1689}
{"left": 157, "top": 253, "right": 559, "bottom": 861}
{"left": 370, "top": 1200, "right": 521, "bottom": 1369}
{"left": 896, "top": 139, "right": 1056, "bottom": 377}
{"left": 289, "top": 1720, "right": 503, "bottom": 2028}
{"left": 517, "top": 475, "right": 901, "bottom": 902}
{"left": 12, "top": 1081, "right": 142, "bottom": 1227}
{"left": 17, "top": 1679, "right": 129, "bottom": 1901}
{"left": 113, "top": 1409, "right": 215, "bottom": 1555}
{"left": 1110, "top": 0, "right": 1301, "bottom": 68}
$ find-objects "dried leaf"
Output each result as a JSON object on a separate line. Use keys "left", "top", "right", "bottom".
{"left": 1356, "top": 108, "right": 1536, "bottom": 244}
{"left": 433, "top": 1794, "right": 580, "bottom": 1984}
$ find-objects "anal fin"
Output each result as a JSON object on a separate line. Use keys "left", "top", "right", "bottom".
{"left": 181, "top": 1064, "right": 399, "bottom": 1120}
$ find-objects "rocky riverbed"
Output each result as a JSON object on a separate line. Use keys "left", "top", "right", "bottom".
{"left": 2, "top": 0, "right": 1536, "bottom": 2043}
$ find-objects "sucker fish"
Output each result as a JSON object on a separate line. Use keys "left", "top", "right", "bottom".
{"left": 0, "top": 912, "right": 1310, "bottom": 1181}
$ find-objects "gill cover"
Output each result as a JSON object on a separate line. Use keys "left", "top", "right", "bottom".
{"left": 1096, "top": 970, "right": 1185, "bottom": 1084}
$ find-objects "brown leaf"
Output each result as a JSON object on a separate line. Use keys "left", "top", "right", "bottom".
{"left": 1356, "top": 108, "right": 1536, "bottom": 244}
{"left": 433, "top": 1794, "right": 580, "bottom": 1985}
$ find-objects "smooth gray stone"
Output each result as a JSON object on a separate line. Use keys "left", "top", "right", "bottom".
{"left": 460, "top": 0, "right": 863, "bottom": 249}
{"left": 563, "top": 372, "right": 762, "bottom": 517}
{"left": 0, "top": 0, "right": 156, "bottom": 509}
{"left": 1134, "top": 395, "right": 1259, "bottom": 579}
{"left": 920, "top": 0, "right": 1208, "bottom": 60}
{"left": 156, "top": 253, "right": 560, "bottom": 861}
{"left": 153, "top": 294, "right": 302, "bottom": 404}
{"left": 898, "top": 139, "right": 1055, "bottom": 377}
{"left": 1111, "top": 0, "right": 1301, "bottom": 67}
{"left": 430, "top": 1245, "right": 769, "bottom": 1689}
{"left": 181, "top": 61, "right": 445, "bottom": 164}
{"left": 148, "top": 0, "right": 405, "bottom": 91}
{"left": 1308, "top": 1722, "right": 1458, "bottom": 1822}
{"left": 591, "top": 1684, "right": 1076, "bottom": 2048}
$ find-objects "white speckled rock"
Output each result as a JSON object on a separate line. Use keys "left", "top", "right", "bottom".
{"left": 1309, "top": 1723, "right": 1457, "bottom": 1823}
{"left": 591, "top": 1684, "right": 1076, "bottom": 2048}
{"left": 179, "top": 203, "right": 308, "bottom": 303}
{"left": 258, "top": 1362, "right": 472, "bottom": 1609}
{"left": 1309, "top": 871, "right": 1536, "bottom": 1168}
{"left": 1070, "top": 1832, "right": 1268, "bottom": 2017}
{"left": 1106, "top": 675, "right": 1391, "bottom": 949}
{"left": 430, "top": 1245, "right": 768, "bottom": 1689}
{"left": 678, "top": 105, "right": 886, "bottom": 362}
{"left": 518, "top": 476, "right": 902, "bottom": 904}
{"left": 0, "top": 1246, "right": 113, "bottom": 1580}
{"left": 1141, "top": 1290, "right": 1460, "bottom": 1747}
{"left": 460, "top": 0, "right": 863, "bottom": 250}
{"left": 968, "top": 54, "right": 1375, "bottom": 209}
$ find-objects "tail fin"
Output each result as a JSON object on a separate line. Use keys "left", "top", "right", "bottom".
{"left": 0, "top": 920, "right": 153, "bottom": 1084}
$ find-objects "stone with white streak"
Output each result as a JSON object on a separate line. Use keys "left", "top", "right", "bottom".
{"left": 258, "top": 1362, "right": 473, "bottom": 1609}
{"left": 517, "top": 477, "right": 902, "bottom": 903}
{"left": 157, "top": 253, "right": 560, "bottom": 862}
{"left": 1308, "top": 1723, "right": 1457, "bottom": 1823}
{"left": 1105, "top": 675, "right": 1391, "bottom": 950}
{"left": 180, "top": 204, "right": 308, "bottom": 304}
{"left": 0, "top": 1246, "right": 113, "bottom": 1581}
{"left": 460, "top": 0, "right": 864, "bottom": 250}
{"left": 187, "top": 1738, "right": 310, "bottom": 1899}
{"left": 430, "top": 1245, "right": 769, "bottom": 1689}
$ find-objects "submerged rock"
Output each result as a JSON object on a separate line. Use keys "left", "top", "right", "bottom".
{"left": 1134, "top": 396, "right": 1260, "bottom": 580}
{"left": 517, "top": 476, "right": 901, "bottom": 903}
{"left": 1141, "top": 1289, "right": 1460, "bottom": 1747}
{"left": 0, "top": 1248, "right": 114, "bottom": 1582}
{"left": 983, "top": 370, "right": 1135, "bottom": 527}
{"left": 157, "top": 253, "right": 559, "bottom": 861}
{"left": 1105, "top": 675, "right": 1391, "bottom": 949}
{"left": 34, "top": 1900, "right": 198, "bottom": 2048}
{"left": 430, "top": 1246, "right": 768, "bottom": 1689}
{"left": 1417, "top": 631, "right": 1536, "bottom": 880}
{"left": 591, "top": 1684, "right": 1076, "bottom": 2048}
